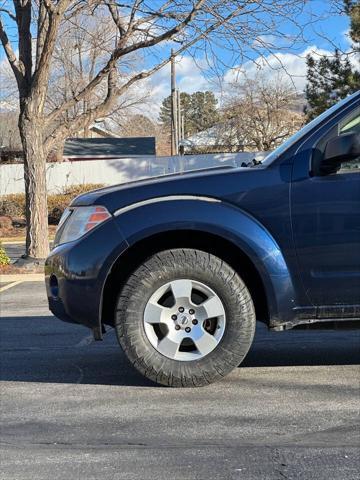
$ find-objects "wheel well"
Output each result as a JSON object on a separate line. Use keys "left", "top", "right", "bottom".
{"left": 101, "top": 230, "right": 270, "bottom": 327}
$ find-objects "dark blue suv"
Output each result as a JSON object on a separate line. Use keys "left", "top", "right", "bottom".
{"left": 46, "top": 91, "right": 360, "bottom": 387}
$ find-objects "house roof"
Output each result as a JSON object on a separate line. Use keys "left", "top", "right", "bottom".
{"left": 89, "top": 118, "right": 120, "bottom": 137}
{"left": 64, "top": 137, "right": 156, "bottom": 158}
{"left": 179, "top": 123, "right": 241, "bottom": 148}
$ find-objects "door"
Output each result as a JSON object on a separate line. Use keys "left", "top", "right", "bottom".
{"left": 291, "top": 107, "right": 360, "bottom": 314}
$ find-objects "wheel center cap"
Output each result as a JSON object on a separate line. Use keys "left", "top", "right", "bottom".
{"left": 179, "top": 313, "right": 191, "bottom": 326}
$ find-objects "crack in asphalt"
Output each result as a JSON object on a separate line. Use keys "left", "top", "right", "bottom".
{"left": 270, "top": 447, "right": 290, "bottom": 480}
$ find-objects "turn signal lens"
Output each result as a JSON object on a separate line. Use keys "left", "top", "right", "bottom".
{"left": 84, "top": 207, "right": 112, "bottom": 232}
{"left": 56, "top": 206, "right": 111, "bottom": 245}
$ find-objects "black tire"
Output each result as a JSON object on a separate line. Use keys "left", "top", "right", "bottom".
{"left": 115, "top": 248, "right": 256, "bottom": 387}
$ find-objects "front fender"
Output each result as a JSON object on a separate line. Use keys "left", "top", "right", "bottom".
{"left": 113, "top": 196, "right": 297, "bottom": 325}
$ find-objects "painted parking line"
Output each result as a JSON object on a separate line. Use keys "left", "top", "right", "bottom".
{"left": 1, "top": 240, "right": 25, "bottom": 245}
{"left": 0, "top": 274, "right": 44, "bottom": 283}
{"left": 0, "top": 281, "right": 23, "bottom": 293}
{"left": 1, "top": 238, "right": 54, "bottom": 244}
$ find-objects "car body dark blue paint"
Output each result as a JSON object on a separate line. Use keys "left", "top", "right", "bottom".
{"left": 45, "top": 92, "right": 360, "bottom": 337}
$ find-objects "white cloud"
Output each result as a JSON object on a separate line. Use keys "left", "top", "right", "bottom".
{"left": 252, "top": 34, "right": 294, "bottom": 50}
{"left": 0, "top": 55, "right": 18, "bottom": 112}
{"left": 144, "top": 55, "right": 212, "bottom": 118}
{"left": 2, "top": 45, "right": 343, "bottom": 120}
{"left": 140, "top": 46, "right": 339, "bottom": 119}
{"left": 223, "top": 46, "right": 333, "bottom": 93}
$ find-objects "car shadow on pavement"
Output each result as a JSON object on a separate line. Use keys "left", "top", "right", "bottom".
{"left": 243, "top": 322, "right": 360, "bottom": 368}
{"left": 0, "top": 316, "right": 359, "bottom": 387}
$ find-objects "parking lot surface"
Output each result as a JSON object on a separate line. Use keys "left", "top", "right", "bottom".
{"left": 1, "top": 281, "right": 359, "bottom": 479}
{"left": 1, "top": 243, "right": 26, "bottom": 264}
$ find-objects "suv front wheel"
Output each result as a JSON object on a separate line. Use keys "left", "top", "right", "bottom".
{"left": 115, "top": 248, "right": 256, "bottom": 387}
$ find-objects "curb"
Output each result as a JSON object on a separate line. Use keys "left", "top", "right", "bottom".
{"left": 0, "top": 237, "right": 26, "bottom": 243}
{"left": 0, "top": 273, "right": 44, "bottom": 283}
{"left": 1, "top": 240, "right": 54, "bottom": 245}
{"left": 1, "top": 240, "right": 25, "bottom": 245}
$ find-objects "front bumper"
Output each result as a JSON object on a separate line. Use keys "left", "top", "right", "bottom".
{"left": 45, "top": 218, "right": 128, "bottom": 330}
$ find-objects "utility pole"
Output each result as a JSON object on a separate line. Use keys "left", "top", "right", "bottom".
{"left": 177, "top": 89, "right": 181, "bottom": 144}
{"left": 170, "top": 50, "right": 178, "bottom": 155}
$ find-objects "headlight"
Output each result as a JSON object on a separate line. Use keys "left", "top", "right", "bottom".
{"left": 55, "top": 206, "right": 111, "bottom": 245}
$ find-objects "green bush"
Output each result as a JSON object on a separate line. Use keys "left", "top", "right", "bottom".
{"left": 0, "top": 183, "right": 105, "bottom": 225}
{"left": 0, "top": 242, "right": 10, "bottom": 265}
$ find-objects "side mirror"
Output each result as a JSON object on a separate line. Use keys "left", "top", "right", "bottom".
{"left": 321, "top": 133, "right": 360, "bottom": 175}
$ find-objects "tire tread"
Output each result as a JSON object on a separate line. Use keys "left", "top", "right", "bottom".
{"left": 115, "top": 248, "right": 256, "bottom": 387}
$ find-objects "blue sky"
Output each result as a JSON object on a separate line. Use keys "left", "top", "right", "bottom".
{"left": 0, "top": 1, "right": 356, "bottom": 115}
{"left": 145, "top": 0, "right": 355, "bottom": 112}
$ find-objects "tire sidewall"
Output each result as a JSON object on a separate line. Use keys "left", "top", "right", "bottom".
{"left": 115, "top": 249, "right": 256, "bottom": 385}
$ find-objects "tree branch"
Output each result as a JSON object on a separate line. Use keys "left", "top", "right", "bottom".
{"left": 0, "top": 17, "right": 25, "bottom": 87}
{"left": 106, "top": 2, "right": 126, "bottom": 37}
{"left": 42, "top": 0, "right": 56, "bottom": 13}
{"left": 13, "top": 0, "right": 32, "bottom": 87}
{"left": 45, "top": 66, "right": 119, "bottom": 151}
{"left": 32, "top": 0, "right": 72, "bottom": 100}
{"left": 36, "top": 2, "right": 50, "bottom": 70}
{"left": 45, "top": 4, "right": 240, "bottom": 151}
{"left": 46, "top": 0, "right": 209, "bottom": 124}
{"left": 0, "top": 7, "right": 16, "bottom": 21}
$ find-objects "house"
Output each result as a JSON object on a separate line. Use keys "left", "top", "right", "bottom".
{"left": 180, "top": 107, "right": 304, "bottom": 154}
{"left": 179, "top": 123, "right": 245, "bottom": 154}
{"left": 81, "top": 118, "right": 120, "bottom": 139}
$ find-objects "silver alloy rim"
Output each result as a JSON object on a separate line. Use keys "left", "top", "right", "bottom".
{"left": 143, "top": 279, "right": 226, "bottom": 361}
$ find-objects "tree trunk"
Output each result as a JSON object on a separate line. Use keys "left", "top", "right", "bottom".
{"left": 19, "top": 108, "right": 50, "bottom": 259}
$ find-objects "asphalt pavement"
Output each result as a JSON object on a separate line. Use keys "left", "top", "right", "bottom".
{"left": 0, "top": 281, "right": 359, "bottom": 479}
{"left": 2, "top": 242, "right": 26, "bottom": 264}
{"left": 2, "top": 241, "right": 52, "bottom": 263}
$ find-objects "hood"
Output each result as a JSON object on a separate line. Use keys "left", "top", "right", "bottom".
{"left": 70, "top": 164, "right": 265, "bottom": 213}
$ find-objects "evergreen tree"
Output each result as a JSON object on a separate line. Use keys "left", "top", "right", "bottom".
{"left": 345, "top": 0, "right": 360, "bottom": 47}
{"left": 159, "top": 91, "right": 219, "bottom": 136}
{"left": 304, "top": 1, "right": 360, "bottom": 121}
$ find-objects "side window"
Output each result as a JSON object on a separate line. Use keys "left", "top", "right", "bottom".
{"left": 312, "top": 108, "right": 360, "bottom": 175}
{"left": 338, "top": 111, "right": 360, "bottom": 173}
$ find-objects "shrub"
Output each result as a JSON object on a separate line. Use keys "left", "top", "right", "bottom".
{"left": 61, "top": 184, "right": 105, "bottom": 197}
{"left": 0, "top": 242, "right": 10, "bottom": 265}
{"left": 0, "top": 215, "right": 12, "bottom": 229}
{"left": 0, "top": 194, "right": 26, "bottom": 218}
{"left": 47, "top": 183, "right": 105, "bottom": 224}
{"left": 0, "top": 183, "right": 105, "bottom": 225}
{"left": 47, "top": 195, "right": 71, "bottom": 224}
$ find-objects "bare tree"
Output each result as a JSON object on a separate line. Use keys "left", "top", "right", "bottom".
{"left": 48, "top": 13, "right": 151, "bottom": 159}
{"left": 0, "top": 0, "right": 322, "bottom": 258}
{"left": 222, "top": 74, "right": 304, "bottom": 151}
{"left": 0, "top": 112, "right": 22, "bottom": 149}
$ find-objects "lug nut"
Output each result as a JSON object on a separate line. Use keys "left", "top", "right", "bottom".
{"left": 178, "top": 307, "right": 184, "bottom": 313}
{"left": 189, "top": 309, "right": 195, "bottom": 315}
{"left": 185, "top": 327, "right": 191, "bottom": 333}
{"left": 192, "top": 319, "right": 198, "bottom": 325}
{"left": 175, "top": 325, "right": 181, "bottom": 330}
{"left": 171, "top": 314, "right": 177, "bottom": 320}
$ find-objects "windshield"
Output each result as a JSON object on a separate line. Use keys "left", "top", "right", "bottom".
{"left": 262, "top": 91, "right": 360, "bottom": 165}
